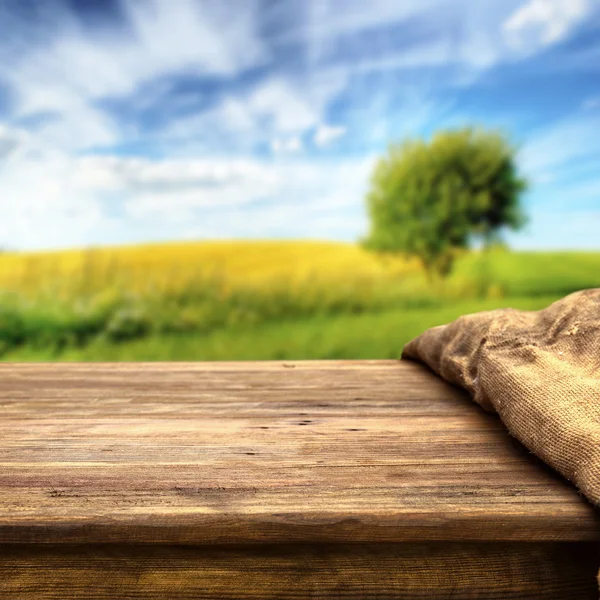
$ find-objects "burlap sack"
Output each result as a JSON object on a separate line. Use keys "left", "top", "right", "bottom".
{"left": 401, "top": 288, "right": 600, "bottom": 589}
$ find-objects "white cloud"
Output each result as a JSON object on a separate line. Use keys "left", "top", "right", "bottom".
{"left": 1, "top": 0, "right": 564, "bottom": 161}
{"left": 314, "top": 124, "right": 346, "bottom": 147}
{"left": 271, "top": 137, "right": 303, "bottom": 153}
{"left": 157, "top": 75, "right": 328, "bottom": 152}
{"left": 2, "top": 0, "right": 266, "bottom": 116}
{"left": 282, "top": 0, "right": 593, "bottom": 79}
{"left": 37, "top": 107, "right": 120, "bottom": 152}
{"left": 271, "top": 0, "right": 559, "bottom": 78}
{"left": 0, "top": 136, "right": 377, "bottom": 248}
{"left": 503, "top": 0, "right": 591, "bottom": 50}
{"left": 159, "top": 74, "right": 345, "bottom": 149}
{"left": 0, "top": 149, "right": 113, "bottom": 250}
{"left": 180, "top": 156, "right": 377, "bottom": 240}
{"left": 79, "top": 153, "right": 376, "bottom": 237}
{"left": 247, "top": 79, "right": 319, "bottom": 133}
{"left": 75, "top": 155, "right": 278, "bottom": 194}
{"left": 0, "top": 0, "right": 268, "bottom": 155}
{"left": 274, "top": 0, "right": 441, "bottom": 51}
{"left": 121, "top": 155, "right": 375, "bottom": 224}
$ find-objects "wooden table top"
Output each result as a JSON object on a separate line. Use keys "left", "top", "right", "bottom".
{"left": 1, "top": 360, "right": 598, "bottom": 545}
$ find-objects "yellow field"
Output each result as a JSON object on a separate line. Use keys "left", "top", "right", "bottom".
{"left": 0, "top": 241, "right": 427, "bottom": 353}
{"left": 0, "top": 240, "right": 420, "bottom": 302}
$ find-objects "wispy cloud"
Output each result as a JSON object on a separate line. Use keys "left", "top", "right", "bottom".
{"left": 4, "top": 0, "right": 266, "bottom": 114}
{"left": 503, "top": 0, "right": 592, "bottom": 50}
{"left": 0, "top": 0, "right": 268, "bottom": 158}
{"left": 314, "top": 124, "right": 346, "bottom": 147}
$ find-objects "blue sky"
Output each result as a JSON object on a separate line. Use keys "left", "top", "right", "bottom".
{"left": 0, "top": 0, "right": 599, "bottom": 250}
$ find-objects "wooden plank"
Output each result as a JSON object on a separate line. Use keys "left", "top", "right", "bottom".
{"left": 0, "top": 360, "right": 599, "bottom": 545}
{"left": 1, "top": 542, "right": 599, "bottom": 599}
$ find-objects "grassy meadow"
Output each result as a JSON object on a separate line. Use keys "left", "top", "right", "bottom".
{"left": 0, "top": 240, "right": 598, "bottom": 361}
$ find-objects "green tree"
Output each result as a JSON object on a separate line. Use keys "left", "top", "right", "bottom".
{"left": 362, "top": 127, "right": 528, "bottom": 280}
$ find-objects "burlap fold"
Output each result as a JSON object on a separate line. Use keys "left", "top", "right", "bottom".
{"left": 401, "top": 288, "right": 600, "bottom": 590}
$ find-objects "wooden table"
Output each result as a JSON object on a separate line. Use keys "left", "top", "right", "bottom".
{"left": 1, "top": 360, "right": 599, "bottom": 599}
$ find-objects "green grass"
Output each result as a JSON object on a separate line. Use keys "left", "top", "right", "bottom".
{"left": 454, "top": 250, "right": 600, "bottom": 297}
{"left": 2, "top": 296, "right": 560, "bottom": 362}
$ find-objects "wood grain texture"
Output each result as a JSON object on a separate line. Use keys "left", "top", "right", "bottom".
{"left": 1, "top": 360, "right": 599, "bottom": 545}
{"left": 1, "top": 542, "right": 599, "bottom": 599}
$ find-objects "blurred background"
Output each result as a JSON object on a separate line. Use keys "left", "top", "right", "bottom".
{"left": 0, "top": 0, "right": 598, "bottom": 361}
